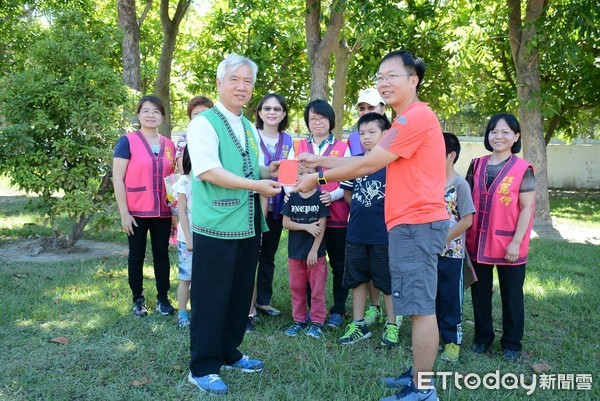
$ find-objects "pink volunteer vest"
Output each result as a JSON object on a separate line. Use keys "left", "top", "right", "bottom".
{"left": 124, "top": 131, "right": 175, "bottom": 217}
{"left": 466, "top": 155, "right": 534, "bottom": 265}
{"left": 297, "top": 138, "right": 350, "bottom": 228}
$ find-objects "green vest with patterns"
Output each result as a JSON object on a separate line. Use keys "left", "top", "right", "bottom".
{"left": 191, "top": 107, "right": 267, "bottom": 239}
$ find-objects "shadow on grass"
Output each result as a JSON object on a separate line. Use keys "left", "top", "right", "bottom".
{"left": 0, "top": 255, "right": 192, "bottom": 400}
{"left": 1, "top": 235, "right": 598, "bottom": 400}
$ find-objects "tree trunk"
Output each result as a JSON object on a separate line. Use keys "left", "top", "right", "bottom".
{"left": 117, "top": 0, "right": 142, "bottom": 91}
{"left": 156, "top": 0, "right": 191, "bottom": 138}
{"left": 332, "top": 35, "right": 361, "bottom": 139}
{"left": 62, "top": 172, "right": 113, "bottom": 248}
{"left": 305, "top": 0, "right": 346, "bottom": 102}
{"left": 507, "top": 0, "right": 551, "bottom": 226}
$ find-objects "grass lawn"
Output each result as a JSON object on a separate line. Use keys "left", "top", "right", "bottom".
{"left": 0, "top": 186, "right": 598, "bottom": 400}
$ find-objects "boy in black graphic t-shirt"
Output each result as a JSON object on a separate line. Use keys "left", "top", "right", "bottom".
{"left": 281, "top": 166, "right": 330, "bottom": 339}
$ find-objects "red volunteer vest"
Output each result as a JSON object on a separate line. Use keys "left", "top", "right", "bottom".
{"left": 124, "top": 131, "right": 175, "bottom": 217}
{"left": 297, "top": 137, "right": 350, "bottom": 228}
{"left": 466, "top": 155, "right": 534, "bottom": 265}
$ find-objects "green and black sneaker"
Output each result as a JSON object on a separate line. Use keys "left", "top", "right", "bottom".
{"left": 339, "top": 322, "right": 372, "bottom": 345}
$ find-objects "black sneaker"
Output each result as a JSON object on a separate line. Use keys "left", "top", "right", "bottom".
{"left": 156, "top": 299, "right": 175, "bottom": 315}
{"left": 503, "top": 349, "right": 521, "bottom": 362}
{"left": 133, "top": 297, "right": 148, "bottom": 317}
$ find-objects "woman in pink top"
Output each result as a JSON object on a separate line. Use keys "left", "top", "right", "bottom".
{"left": 113, "top": 95, "right": 176, "bottom": 318}
{"left": 466, "top": 113, "right": 536, "bottom": 362}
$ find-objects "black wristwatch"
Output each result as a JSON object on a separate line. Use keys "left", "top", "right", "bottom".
{"left": 317, "top": 171, "right": 328, "bottom": 185}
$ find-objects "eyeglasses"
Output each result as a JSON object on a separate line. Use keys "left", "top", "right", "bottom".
{"left": 261, "top": 106, "right": 283, "bottom": 112}
{"left": 375, "top": 73, "right": 414, "bottom": 84}
{"left": 358, "top": 105, "right": 379, "bottom": 113}
{"left": 489, "top": 130, "right": 514, "bottom": 137}
{"left": 139, "top": 109, "right": 162, "bottom": 116}
{"left": 308, "top": 116, "right": 328, "bottom": 125}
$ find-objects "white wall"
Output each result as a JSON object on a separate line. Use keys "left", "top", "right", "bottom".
{"left": 455, "top": 139, "right": 600, "bottom": 190}
{"left": 285, "top": 135, "right": 599, "bottom": 190}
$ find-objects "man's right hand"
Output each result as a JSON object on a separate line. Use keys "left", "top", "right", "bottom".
{"left": 296, "top": 152, "right": 321, "bottom": 168}
{"left": 254, "top": 179, "right": 283, "bottom": 198}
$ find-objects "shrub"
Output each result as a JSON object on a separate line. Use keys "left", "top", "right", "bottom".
{"left": 0, "top": 10, "right": 134, "bottom": 247}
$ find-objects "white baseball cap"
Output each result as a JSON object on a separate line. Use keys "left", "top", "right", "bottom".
{"left": 356, "top": 88, "right": 385, "bottom": 107}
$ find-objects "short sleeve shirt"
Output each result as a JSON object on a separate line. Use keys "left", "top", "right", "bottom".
{"left": 113, "top": 135, "right": 160, "bottom": 158}
{"left": 186, "top": 102, "right": 265, "bottom": 178}
{"left": 281, "top": 191, "right": 330, "bottom": 259}
{"left": 484, "top": 159, "right": 536, "bottom": 193}
{"left": 341, "top": 154, "right": 388, "bottom": 245}
{"left": 442, "top": 175, "right": 476, "bottom": 258}
{"left": 378, "top": 102, "right": 449, "bottom": 229}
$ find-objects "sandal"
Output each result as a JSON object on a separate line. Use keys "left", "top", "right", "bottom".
{"left": 256, "top": 304, "right": 281, "bottom": 317}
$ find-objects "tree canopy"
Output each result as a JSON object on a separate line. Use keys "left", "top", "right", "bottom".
{"left": 0, "top": 8, "right": 132, "bottom": 246}
{"left": 0, "top": 0, "right": 598, "bottom": 243}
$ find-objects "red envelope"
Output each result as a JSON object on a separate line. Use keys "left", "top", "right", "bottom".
{"left": 278, "top": 160, "right": 299, "bottom": 185}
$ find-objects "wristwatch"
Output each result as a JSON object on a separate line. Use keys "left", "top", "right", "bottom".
{"left": 317, "top": 171, "right": 327, "bottom": 185}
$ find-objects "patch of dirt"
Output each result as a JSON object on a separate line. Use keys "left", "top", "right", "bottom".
{"left": 0, "top": 191, "right": 129, "bottom": 264}
{"left": 0, "top": 238, "right": 128, "bottom": 263}
{"left": 0, "top": 219, "right": 596, "bottom": 265}
{"left": 0, "top": 190, "right": 597, "bottom": 264}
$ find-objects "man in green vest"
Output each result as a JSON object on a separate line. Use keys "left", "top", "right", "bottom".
{"left": 186, "top": 54, "right": 282, "bottom": 396}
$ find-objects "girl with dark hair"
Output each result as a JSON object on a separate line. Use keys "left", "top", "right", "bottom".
{"left": 465, "top": 112, "right": 536, "bottom": 362}
{"left": 246, "top": 93, "right": 294, "bottom": 330}
{"left": 296, "top": 99, "right": 351, "bottom": 329}
{"left": 113, "top": 95, "right": 176, "bottom": 317}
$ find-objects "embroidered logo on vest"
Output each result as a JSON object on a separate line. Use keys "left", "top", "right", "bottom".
{"left": 247, "top": 128, "right": 258, "bottom": 152}
{"left": 497, "top": 176, "right": 515, "bottom": 206}
{"left": 282, "top": 144, "right": 290, "bottom": 159}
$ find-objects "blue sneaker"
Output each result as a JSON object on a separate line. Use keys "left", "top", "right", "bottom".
{"left": 380, "top": 366, "right": 413, "bottom": 388}
{"left": 188, "top": 372, "right": 228, "bottom": 395}
{"left": 379, "top": 379, "right": 438, "bottom": 401}
{"left": 284, "top": 322, "right": 307, "bottom": 337}
{"left": 305, "top": 323, "right": 324, "bottom": 339}
{"left": 326, "top": 313, "right": 343, "bottom": 328}
{"left": 224, "top": 355, "right": 264, "bottom": 373}
{"left": 177, "top": 317, "right": 190, "bottom": 329}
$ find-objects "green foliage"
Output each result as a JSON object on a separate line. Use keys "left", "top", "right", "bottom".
{"left": 538, "top": 0, "right": 600, "bottom": 141}
{"left": 0, "top": 9, "right": 132, "bottom": 243}
{"left": 183, "top": 0, "right": 310, "bottom": 128}
{"left": 439, "top": 0, "right": 600, "bottom": 140}
{"left": 0, "top": 1, "right": 44, "bottom": 74}
{"left": 344, "top": 0, "right": 457, "bottom": 120}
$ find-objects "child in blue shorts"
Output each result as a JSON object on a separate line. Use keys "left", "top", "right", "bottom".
{"left": 173, "top": 146, "right": 194, "bottom": 328}
{"left": 338, "top": 112, "right": 400, "bottom": 347}
{"left": 436, "top": 132, "right": 476, "bottom": 361}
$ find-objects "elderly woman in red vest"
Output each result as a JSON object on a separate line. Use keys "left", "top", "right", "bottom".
{"left": 465, "top": 113, "right": 536, "bottom": 362}
{"left": 113, "top": 95, "right": 176, "bottom": 318}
